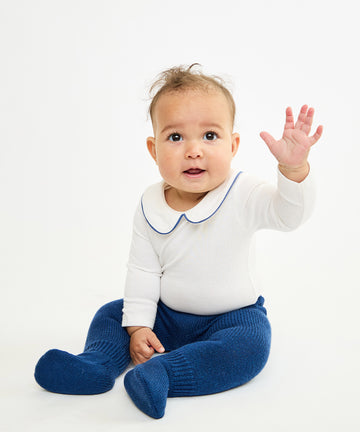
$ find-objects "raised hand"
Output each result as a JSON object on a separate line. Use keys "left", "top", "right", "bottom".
{"left": 260, "top": 105, "right": 323, "bottom": 180}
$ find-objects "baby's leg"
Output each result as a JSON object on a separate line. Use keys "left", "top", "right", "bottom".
{"left": 124, "top": 300, "right": 271, "bottom": 418}
{"left": 35, "top": 300, "right": 131, "bottom": 394}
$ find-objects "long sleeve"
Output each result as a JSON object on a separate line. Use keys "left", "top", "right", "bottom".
{"left": 121, "top": 204, "right": 162, "bottom": 329}
{"left": 241, "top": 168, "right": 315, "bottom": 232}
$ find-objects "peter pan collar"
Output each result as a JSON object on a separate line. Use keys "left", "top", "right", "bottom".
{"left": 141, "top": 170, "right": 242, "bottom": 235}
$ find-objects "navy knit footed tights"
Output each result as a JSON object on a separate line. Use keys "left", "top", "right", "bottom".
{"left": 35, "top": 297, "right": 271, "bottom": 418}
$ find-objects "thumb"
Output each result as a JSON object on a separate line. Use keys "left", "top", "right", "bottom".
{"left": 259, "top": 131, "right": 277, "bottom": 149}
{"left": 148, "top": 332, "right": 165, "bottom": 353}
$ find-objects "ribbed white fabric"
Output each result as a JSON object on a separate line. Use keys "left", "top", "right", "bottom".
{"left": 122, "top": 168, "right": 315, "bottom": 328}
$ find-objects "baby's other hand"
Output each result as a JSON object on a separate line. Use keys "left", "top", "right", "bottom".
{"left": 129, "top": 327, "right": 165, "bottom": 365}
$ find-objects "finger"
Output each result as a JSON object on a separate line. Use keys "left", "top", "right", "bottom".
{"left": 260, "top": 131, "right": 278, "bottom": 150}
{"left": 284, "top": 107, "right": 295, "bottom": 129}
{"left": 132, "top": 344, "right": 154, "bottom": 362}
{"left": 301, "top": 107, "right": 314, "bottom": 135}
{"left": 295, "top": 105, "right": 308, "bottom": 129}
{"left": 148, "top": 332, "right": 165, "bottom": 353}
{"left": 309, "top": 125, "right": 323, "bottom": 145}
{"left": 133, "top": 352, "right": 151, "bottom": 365}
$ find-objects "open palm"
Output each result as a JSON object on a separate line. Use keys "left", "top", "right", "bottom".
{"left": 260, "top": 105, "right": 323, "bottom": 169}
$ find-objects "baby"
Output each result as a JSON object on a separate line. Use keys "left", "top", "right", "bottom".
{"left": 34, "top": 64, "right": 323, "bottom": 419}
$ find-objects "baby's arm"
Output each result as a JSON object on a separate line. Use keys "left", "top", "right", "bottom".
{"left": 260, "top": 105, "right": 323, "bottom": 182}
{"left": 122, "top": 204, "right": 165, "bottom": 365}
{"left": 126, "top": 326, "right": 165, "bottom": 365}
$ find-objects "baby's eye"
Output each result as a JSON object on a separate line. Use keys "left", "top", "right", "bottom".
{"left": 203, "top": 131, "right": 218, "bottom": 141}
{"left": 168, "top": 133, "right": 183, "bottom": 142}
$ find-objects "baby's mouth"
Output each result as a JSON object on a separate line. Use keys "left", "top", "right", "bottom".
{"left": 184, "top": 168, "right": 205, "bottom": 175}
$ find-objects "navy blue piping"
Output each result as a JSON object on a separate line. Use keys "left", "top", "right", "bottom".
{"left": 141, "top": 171, "right": 242, "bottom": 235}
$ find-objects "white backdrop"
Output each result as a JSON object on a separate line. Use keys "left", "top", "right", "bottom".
{"left": 1, "top": 1, "right": 359, "bottom": 431}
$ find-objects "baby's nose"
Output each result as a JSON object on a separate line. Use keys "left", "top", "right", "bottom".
{"left": 185, "top": 141, "right": 203, "bottom": 158}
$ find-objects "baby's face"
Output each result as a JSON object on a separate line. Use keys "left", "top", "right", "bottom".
{"left": 147, "top": 88, "right": 240, "bottom": 204}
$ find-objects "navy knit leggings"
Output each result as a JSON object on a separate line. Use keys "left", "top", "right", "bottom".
{"left": 84, "top": 297, "right": 271, "bottom": 396}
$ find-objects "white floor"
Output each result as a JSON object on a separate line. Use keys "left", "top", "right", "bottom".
{"left": 2, "top": 297, "right": 359, "bottom": 432}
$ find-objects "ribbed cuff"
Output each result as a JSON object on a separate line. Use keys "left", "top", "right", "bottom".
{"left": 160, "top": 351, "right": 196, "bottom": 397}
{"left": 84, "top": 340, "right": 130, "bottom": 372}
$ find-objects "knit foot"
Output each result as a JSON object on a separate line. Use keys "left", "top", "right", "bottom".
{"left": 124, "top": 360, "right": 169, "bottom": 419}
{"left": 34, "top": 349, "right": 117, "bottom": 395}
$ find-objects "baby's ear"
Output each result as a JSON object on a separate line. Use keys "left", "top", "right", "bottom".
{"left": 231, "top": 133, "right": 240, "bottom": 157}
{"left": 146, "top": 137, "right": 157, "bottom": 163}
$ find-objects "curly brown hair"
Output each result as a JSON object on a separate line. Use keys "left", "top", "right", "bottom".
{"left": 148, "top": 64, "right": 236, "bottom": 128}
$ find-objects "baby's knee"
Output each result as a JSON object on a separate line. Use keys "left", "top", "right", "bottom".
{"left": 248, "top": 330, "right": 271, "bottom": 366}
{"left": 95, "top": 299, "right": 124, "bottom": 320}
{"left": 238, "top": 328, "right": 272, "bottom": 383}
{"left": 220, "top": 326, "right": 271, "bottom": 376}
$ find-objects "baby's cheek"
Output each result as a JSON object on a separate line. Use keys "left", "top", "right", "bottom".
{"left": 158, "top": 159, "right": 176, "bottom": 181}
